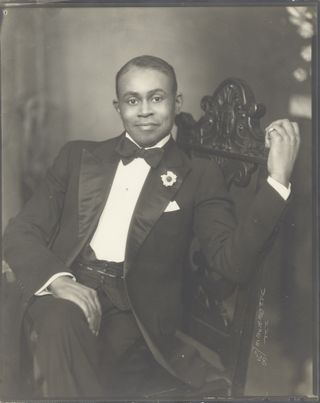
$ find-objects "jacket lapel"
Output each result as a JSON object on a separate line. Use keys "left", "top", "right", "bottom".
{"left": 66, "top": 138, "right": 121, "bottom": 266}
{"left": 125, "top": 139, "right": 191, "bottom": 272}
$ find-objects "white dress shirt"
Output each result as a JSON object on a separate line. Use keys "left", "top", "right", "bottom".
{"left": 90, "top": 133, "right": 170, "bottom": 261}
{"left": 35, "top": 135, "right": 291, "bottom": 295}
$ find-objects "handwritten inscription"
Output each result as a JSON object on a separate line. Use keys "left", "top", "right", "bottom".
{"left": 252, "top": 287, "right": 269, "bottom": 366}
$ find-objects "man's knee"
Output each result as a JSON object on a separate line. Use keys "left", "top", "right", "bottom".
{"left": 26, "top": 297, "right": 87, "bottom": 340}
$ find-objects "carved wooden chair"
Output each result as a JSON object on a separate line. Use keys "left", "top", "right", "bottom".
{"left": 175, "top": 77, "right": 268, "bottom": 397}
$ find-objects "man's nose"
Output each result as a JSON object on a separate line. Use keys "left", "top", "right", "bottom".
{"left": 138, "top": 100, "right": 153, "bottom": 117}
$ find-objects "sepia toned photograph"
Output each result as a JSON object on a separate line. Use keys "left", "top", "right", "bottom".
{"left": 0, "top": 1, "right": 319, "bottom": 401}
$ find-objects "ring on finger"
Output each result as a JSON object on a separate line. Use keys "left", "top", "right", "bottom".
{"left": 267, "top": 127, "right": 277, "bottom": 134}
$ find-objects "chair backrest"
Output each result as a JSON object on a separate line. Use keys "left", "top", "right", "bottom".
{"left": 175, "top": 78, "right": 267, "bottom": 396}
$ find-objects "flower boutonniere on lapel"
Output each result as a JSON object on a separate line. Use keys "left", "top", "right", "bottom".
{"left": 161, "top": 171, "right": 177, "bottom": 187}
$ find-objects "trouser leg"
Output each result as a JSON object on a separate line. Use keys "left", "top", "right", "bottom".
{"left": 23, "top": 292, "right": 152, "bottom": 398}
{"left": 97, "top": 298, "right": 150, "bottom": 396}
{"left": 24, "top": 295, "right": 104, "bottom": 398}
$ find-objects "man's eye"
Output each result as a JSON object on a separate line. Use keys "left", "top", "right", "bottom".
{"left": 151, "top": 96, "right": 163, "bottom": 103}
{"left": 128, "top": 98, "right": 138, "bottom": 105}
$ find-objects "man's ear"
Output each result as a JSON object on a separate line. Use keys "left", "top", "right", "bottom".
{"left": 113, "top": 99, "right": 120, "bottom": 113}
{"left": 175, "top": 93, "right": 183, "bottom": 114}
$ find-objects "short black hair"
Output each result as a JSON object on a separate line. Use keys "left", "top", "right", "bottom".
{"left": 115, "top": 55, "right": 178, "bottom": 97}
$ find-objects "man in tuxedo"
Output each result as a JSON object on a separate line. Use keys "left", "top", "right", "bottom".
{"left": 2, "top": 55, "right": 300, "bottom": 398}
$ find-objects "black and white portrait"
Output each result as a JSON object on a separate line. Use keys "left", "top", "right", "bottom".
{"left": 0, "top": 2, "right": 318, "bottom": 400}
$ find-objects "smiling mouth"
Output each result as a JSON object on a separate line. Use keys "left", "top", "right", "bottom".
{"left": 136, "top": 123, "right": 159, "bottom": 127}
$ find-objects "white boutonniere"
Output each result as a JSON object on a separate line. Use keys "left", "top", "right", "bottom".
{"left": 161, "top": 171, "right": 177, "bottom": 187}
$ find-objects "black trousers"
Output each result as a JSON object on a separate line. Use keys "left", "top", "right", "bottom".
{"left": 23, "top": 282, "right": 160, "bottom": 398}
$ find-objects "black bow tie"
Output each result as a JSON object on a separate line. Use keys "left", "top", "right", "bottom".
{"left": 116, "top": 136, "right": 164, "bottom": 168}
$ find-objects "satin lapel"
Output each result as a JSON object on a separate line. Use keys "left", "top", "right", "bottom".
{"left": 125, "top": 141, "right": 191, "bottom": 271}
{"left": 65, "top": 142, "right": 120, "bottom": 266}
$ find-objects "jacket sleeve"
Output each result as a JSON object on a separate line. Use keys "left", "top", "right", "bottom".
{"left": 193, "top": 159, "right": 288, "bottom": 283}
{"left": 3, "top": 142, "right": 75, "bottom": 298}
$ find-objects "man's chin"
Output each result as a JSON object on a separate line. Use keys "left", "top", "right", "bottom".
{"left": 129, "top": 131, "right": 168, "bottom": 148}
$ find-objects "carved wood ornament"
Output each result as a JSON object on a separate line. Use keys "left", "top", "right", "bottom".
{"left": 176, "top": 78, "right": 267, "bottom": 188}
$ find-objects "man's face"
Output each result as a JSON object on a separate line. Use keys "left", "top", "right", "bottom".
{"left": 113, "top": 67, "right": 183, "bottom": 147}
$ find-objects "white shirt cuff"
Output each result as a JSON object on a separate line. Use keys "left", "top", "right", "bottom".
{"left": 34, "top": 272, "right": 76, "bottom": 296}
{"left": 267, "top": 176, "right": 291, "bottom": 200}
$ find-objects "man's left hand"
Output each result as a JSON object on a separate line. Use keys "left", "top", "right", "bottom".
{"left": 265, "top": 119, "right": 300, "bottom": 188}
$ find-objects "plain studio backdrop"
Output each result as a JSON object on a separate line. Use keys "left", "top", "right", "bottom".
{"left": 1, "top": 4, "right": 316, "bottom": 397}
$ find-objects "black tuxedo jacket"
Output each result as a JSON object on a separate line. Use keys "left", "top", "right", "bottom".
{"left": 2, "top": 134, "right": 287, "bottom": 395}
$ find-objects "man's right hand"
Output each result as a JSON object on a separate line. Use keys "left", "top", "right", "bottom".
{"left": 49, "top": 276, "right": 102, "bottom": 336}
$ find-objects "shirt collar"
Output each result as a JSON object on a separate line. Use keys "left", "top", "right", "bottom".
{"left": 125, "top": 132, "right": 171, "bottom": 149}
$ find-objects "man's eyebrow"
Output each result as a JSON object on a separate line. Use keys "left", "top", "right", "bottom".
{"left": 122, "top": 91, "right": 140, "bottom": 98}
{"left": 122, "top": 89, "right": 167, "bottom": 98}
{"left": 148, "top": 89, "right": 167, "bottom": 95}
